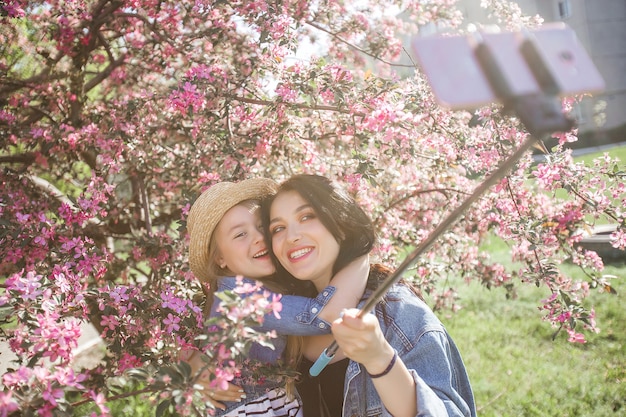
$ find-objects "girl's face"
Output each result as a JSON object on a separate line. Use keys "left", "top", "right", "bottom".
{"left": 214, "top": 203, "right": 275, "bottom": 279}
{"left": 268, "top": 190, "right": 340, "bottom": 291}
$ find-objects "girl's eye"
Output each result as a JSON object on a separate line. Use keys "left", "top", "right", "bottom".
{"left": 234, "top": 232, "right": 246, "bottom": 239}
{"left": 271, "top": 225, "right": 284, "bottom": 235}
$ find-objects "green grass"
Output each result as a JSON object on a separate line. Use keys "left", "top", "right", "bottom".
{"left": 573, "top": 144, "right": 626, "bottom": 165}
{"left": 438, "top": 146, "right": 626, "bottom": 416}
{"left": 441, "top": 262, "right": 625, "bottom": 417}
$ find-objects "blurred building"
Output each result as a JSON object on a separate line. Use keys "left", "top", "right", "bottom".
{"left": 455, "top": 0, "right": 626, "bottom": 135}
{"left": 400, "top": 1, "right": 625, "bottom": 136}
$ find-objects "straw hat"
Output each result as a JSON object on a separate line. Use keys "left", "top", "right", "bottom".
{"left": 187, "top": 177, "right": 278, "bottom": 282}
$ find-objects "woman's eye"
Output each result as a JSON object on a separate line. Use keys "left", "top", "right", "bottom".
{"left": 271, "top": 225, "right": 284, "bottom": 235}
{"left": 301, "top": 212, "right": 315, "bottom": 222}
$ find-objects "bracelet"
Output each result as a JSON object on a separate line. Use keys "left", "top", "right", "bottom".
{"left": 367, "top": 350, "right": 398, "bottom": 379}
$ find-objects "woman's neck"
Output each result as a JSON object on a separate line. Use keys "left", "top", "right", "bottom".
{"left": 312, "top": 275, "right": 332, "bottom": 292}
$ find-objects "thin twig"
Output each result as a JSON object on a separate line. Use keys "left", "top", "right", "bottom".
{"left": 306, "top": 21, "right": 414, "bottom": 68}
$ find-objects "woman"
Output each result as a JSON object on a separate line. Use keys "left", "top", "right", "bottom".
{"left": 185, "top": 178, "right": 368, "bottom": 416}
{"left": 262, "top": 174, "right": 477, "bottom": 417}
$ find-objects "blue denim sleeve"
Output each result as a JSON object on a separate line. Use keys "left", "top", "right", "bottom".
{"left": 211, "top": 277, "right": 334, "bottom": 335}
{"left": 404, "top": 330, "right": 475, "bottom": 417}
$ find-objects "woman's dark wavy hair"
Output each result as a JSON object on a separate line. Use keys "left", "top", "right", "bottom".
{"left": 260, "top": 174, "right": 376, "bottom": 288}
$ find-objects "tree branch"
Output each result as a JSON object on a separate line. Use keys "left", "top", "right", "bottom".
{"left": 386, "top": 187, "right": 468, "bottom": 212}
{"left": 85, "top": 50, "right": 127, "bottom": 93}
{"left": 223, "top": 93, "right": 365, "bottom": 117}
{"left": 305, "top": 21, "right": 414, "bottom": 68}
{"left": 0, "top": 153, "right": 36, "bottom": 165}
{"left": 137, "top": 173, "right": 153, "bottom": 236}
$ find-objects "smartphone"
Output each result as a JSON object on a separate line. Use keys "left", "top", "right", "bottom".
{"left": 411, "top": 23, "right": 605, "bottom": 110}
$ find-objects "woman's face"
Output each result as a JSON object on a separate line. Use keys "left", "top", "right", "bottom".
{"left": 268, "top": 190, "right": 340, "bottom": 290}
{"left": 214, "top": 203, "right": 275, "bottom": 279}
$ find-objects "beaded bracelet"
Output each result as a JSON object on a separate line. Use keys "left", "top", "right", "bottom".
{"left": 367, "top": 350, "right": 398, "bottom": 379}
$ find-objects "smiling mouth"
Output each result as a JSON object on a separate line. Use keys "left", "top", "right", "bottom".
{"left": 289, "top": 247, "right": 312, "bottom": 260}
{"left": 253, "top": 249, "right": 269, "bottom": 258}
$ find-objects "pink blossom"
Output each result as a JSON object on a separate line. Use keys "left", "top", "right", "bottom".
{"left": 161, "top": 290, "right": 189, "bottom": 314}
{"left": 163, "top": 313, "right": 181, "bottom": 333}
{"left": 566, "top": 329, "right": 586, "bottom": 344}
{"left": 233, "top": 276, "right": 262, "bottom": 294}
{"left": 0, "top": 391, "right": 19, "bottom": 417}
{"left": 15, "top": 212, "right": 31, "bottom": 223}
{"left": 41, "top": 385, "right": 64, "bottom": 406}
{"left": 0, "top": 110, "right": 17, "bottom": 124}
{"left": 216, "top": 344, "right": 231, "bottom": 362}
{"left": 556, "top": 311, "right": 572, "bottom": 323}
{"left": 210, "top": 367, "right": 235, "bottom": 391}
{"left": 0, "top": 1, "right": 622, "bottom": 413}
{"left": 6, "top": 270, "right": 43, "bottom": 301}
{"left": 118, "top": 353, "right": 143, "bottom": 372}
{"left": 533, "top": 163, "right": 562, "bottom": 189}
{"left": 168, "top": 82, "right": 205, "bottom": 114}
{"left": 90, "top": 390, "right": 111, "bottom": 415}
{"left": 269, "top": 293, "right": 283, "bottom": 319}
{"left": 2, "top": 366, "right": 33, "bottom": 387}
{"left": 275, "top": 83, "right": 298, "bottom": 102}
{"left": 53, "top": 367, "right": 86, "bottom": 389}
{"left": 108, "top": 285, "right": 130, "bottom": 304}
{"left": 610, "top": 229, "right": 626, "bottom": 249}
{"left": 100, "top": 315, "right": 120, "bottom": 331}
{"left": 0, "top": 0, "right": 25, "bottom": 17}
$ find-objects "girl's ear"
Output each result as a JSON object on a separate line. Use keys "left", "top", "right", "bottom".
{"left": 214, "top": 252, "right": 227, "bottom": 270}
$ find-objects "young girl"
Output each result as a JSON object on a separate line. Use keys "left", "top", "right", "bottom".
{"left": 185, "top": 178, "right": 368, "bottom": 416}
{"left": 263, "top": 174, "right": 477, "bottom": 417}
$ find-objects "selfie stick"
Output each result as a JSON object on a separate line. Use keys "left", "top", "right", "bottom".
{"left": 309, "top": 132, "right": 543, "bottom": 376}
{"left": 310, "top": 25, "right": 601, "bottom": 377}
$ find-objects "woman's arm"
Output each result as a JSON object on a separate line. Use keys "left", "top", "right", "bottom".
{"left": 331, "top": 307, "right": 473, "bottom": 417}
{"left": 331, "top": 308, "right": 417, "bottom": 417}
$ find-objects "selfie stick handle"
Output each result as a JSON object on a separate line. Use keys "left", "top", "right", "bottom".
{"left": 309, "top": 345, "right": 337, "bottom": 376}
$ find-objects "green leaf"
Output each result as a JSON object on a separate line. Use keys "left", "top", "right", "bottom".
{"left": 156, "top": 399, "right": 172, "bottom": 417}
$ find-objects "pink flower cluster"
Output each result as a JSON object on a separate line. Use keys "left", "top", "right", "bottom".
{"left": 1, "top": 0, "right": 623, "bottom": 415}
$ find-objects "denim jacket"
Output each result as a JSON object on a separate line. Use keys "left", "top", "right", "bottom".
{"left": 342, "top": 284, "right": 477, "bottom": 417}
{"left": 210, "top": 276, "right": 334, "bottom": 414}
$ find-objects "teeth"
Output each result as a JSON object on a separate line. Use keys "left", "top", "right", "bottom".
{"left": 253, "top": 250, "right": 268, "bottom": 258}
{"left": 290, "top": 248, "right": 311, "bottom": 259}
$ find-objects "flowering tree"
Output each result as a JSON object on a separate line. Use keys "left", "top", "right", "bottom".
{"left": 1, "top": 0, "right": 624, "bottom": 414}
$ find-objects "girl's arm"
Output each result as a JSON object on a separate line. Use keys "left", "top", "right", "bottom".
{"left": 213, "top": 255, "right": 369, "bottom": 336}
{"left": 319, "top": 254, "right": 368, "bottom": 321}
{"left": 178, "top": 350, "right": 245, "bottom": 409}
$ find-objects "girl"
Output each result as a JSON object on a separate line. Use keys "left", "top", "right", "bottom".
{"left": 263, "top": 174, "right": 477, "bottom": 417}
{"left": 186, "top": 178, "right": 368, "bottom": 416}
